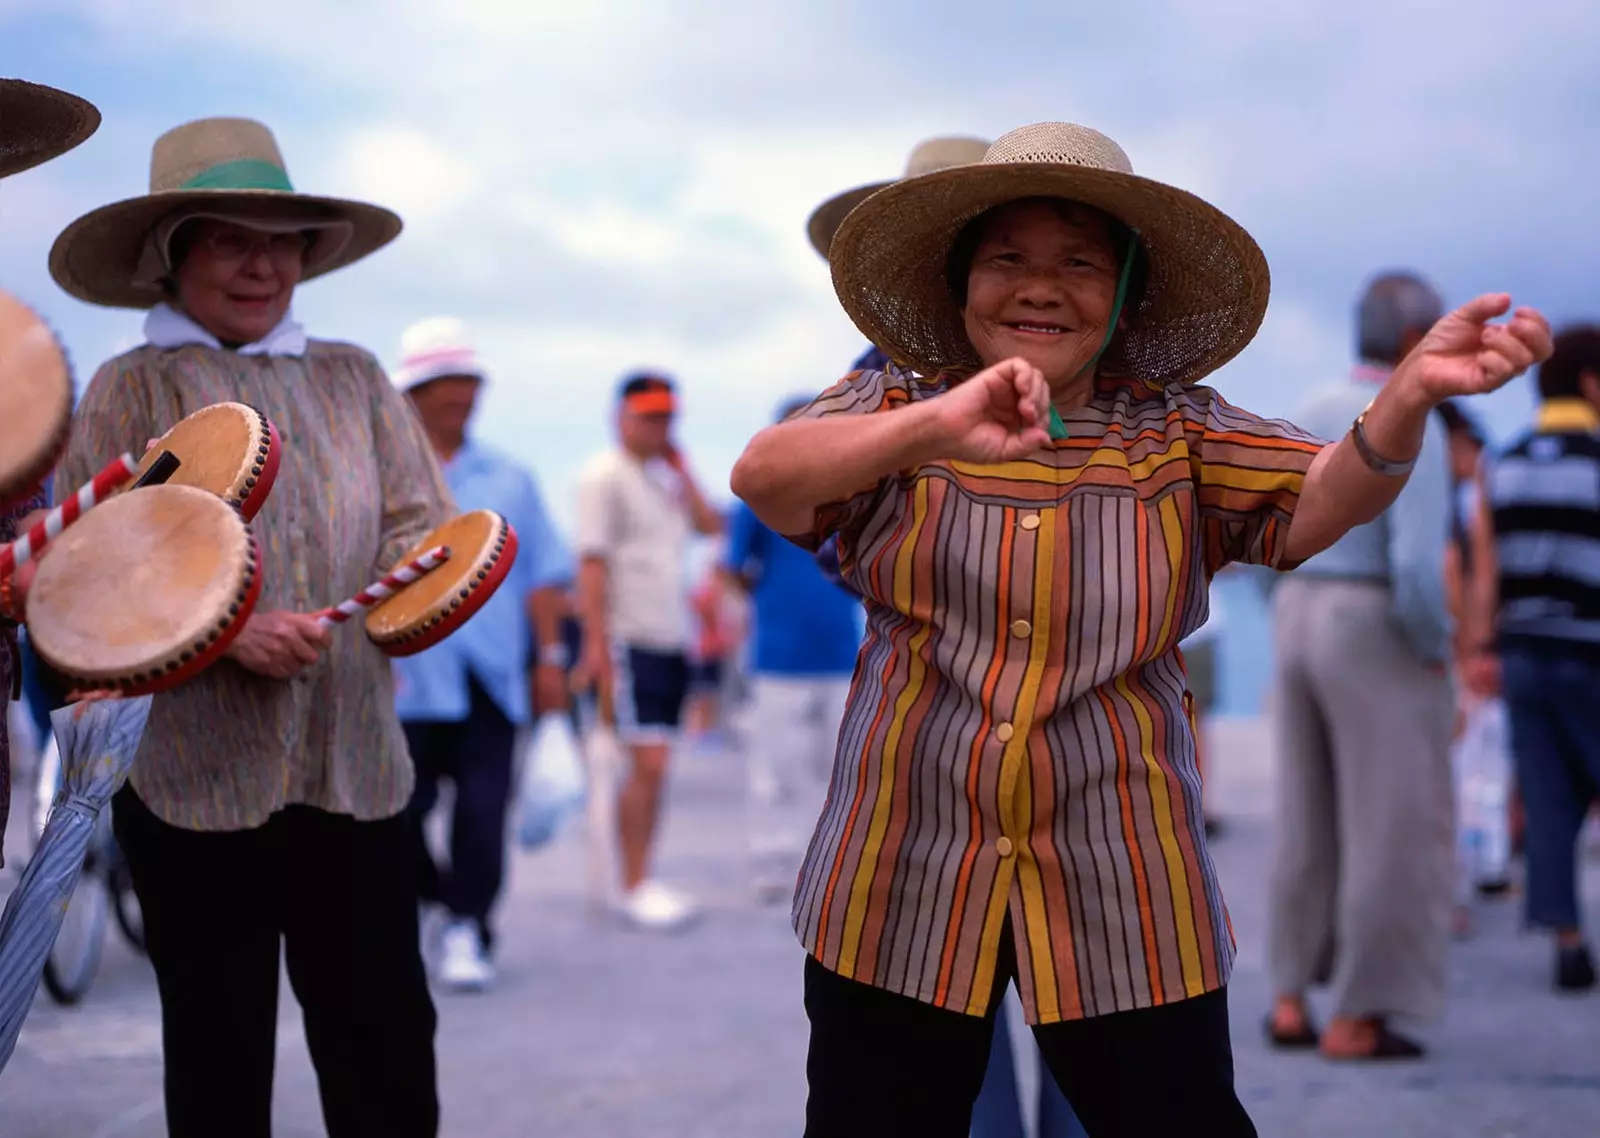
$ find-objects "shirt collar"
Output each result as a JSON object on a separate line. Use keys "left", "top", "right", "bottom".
{"left": 1536, "top": 398, "right": 1600, "bottom": 434}
{"left": 142, "top": 301, "right": 308, "bottom": 358}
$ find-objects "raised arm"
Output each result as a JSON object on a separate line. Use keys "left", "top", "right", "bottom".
{"left": 730, "top": 358, "right": 1051, "bottom": 541}
{"left": 1284, "top": 295, "right": 1552, "bottom": 565}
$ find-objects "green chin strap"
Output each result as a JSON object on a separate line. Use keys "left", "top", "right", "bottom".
{"left": 1047, "top": 231, "right": 1141, "bottom": 440}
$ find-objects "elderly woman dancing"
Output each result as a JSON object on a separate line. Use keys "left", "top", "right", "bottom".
{"left": 730, "top": 122, "right": 1551, "bottom": 1138}
{"left": 48, "top": 117, "right": 451, "bottom": 1137}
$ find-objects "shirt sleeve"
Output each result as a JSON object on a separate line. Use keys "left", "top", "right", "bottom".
{"left": 54, "top": 356, "right": 159, "bottom": 507}
{"left": 787, "top": 364, "right": 916, "bottom": 551}
{"left": 511, "top": 466, "right": 572, "bottom": 592}
{"left": 573, "top": 459, "right": 620, "bottom": 561}
{"left": 1384, "top": 415, "right": 1455, "bottom": 665}
{"left": 1190, "top": 389, "right": 1328, "bottom": 575}
{"left": 369, "top": 359, "right": 455, "bottom": 572}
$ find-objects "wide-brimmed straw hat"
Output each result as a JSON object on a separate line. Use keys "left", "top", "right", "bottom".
{"left": 0, "top": 79, "right": 101, "bottom": 178}
{"left": 49, "top": 116, "right": 402, "bottom": 309}
{"left": 829, "top": 122, "right": 1270, "bottom": 388}
{"left": 806, "top": 136, "right": 989, "bottom": 259}
{"left": 393, "top": 316, "right": 488, "bottom": 393}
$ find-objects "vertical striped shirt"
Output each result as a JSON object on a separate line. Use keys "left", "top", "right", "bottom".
{"left": 1488, "top": 398, "right": 1600, "bottom": 652}
{"left": 55, "top": 341, "right": 454, "bottom": 832}
{"left": 786, "top": 364, "right": 1324, "bottom": 1024}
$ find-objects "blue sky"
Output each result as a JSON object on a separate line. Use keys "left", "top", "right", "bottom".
{"left": 3, "top": 0, "right": 1596, "bottom": 540}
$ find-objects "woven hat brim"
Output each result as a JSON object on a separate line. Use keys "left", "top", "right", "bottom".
{"left": 806, "top": 180, "right": 892, "bottom": 260}
{"left": 0, "top": 80, "right": 101, "bottom": 178}
{"left": 828, "top": 163, "right": 1270, "bottom": 388}
{"left": 48, "top": 190, "right": 404, "bottom": 310}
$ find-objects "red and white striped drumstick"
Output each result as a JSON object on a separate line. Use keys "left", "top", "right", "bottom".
{"left": 317, "top": 545, "right": 452, "bottom": 627}
{"left": 0, "top": 453, "right": 139, "bottom": 578}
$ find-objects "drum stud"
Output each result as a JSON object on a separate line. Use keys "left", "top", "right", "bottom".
{"left": 180, "top": 651, "right": 193, "bottom": 662}
{"left": 448, "top": 598, "right": 461, "bottom": 612}
{"left": 475, "top": 569, "right": 488, "bottom": 582}
{"left": 458, "top": 587, "right": 469, "bottom": 599}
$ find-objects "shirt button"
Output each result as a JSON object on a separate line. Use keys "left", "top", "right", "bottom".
{"left": 1011, "top": 619, "right": 1032, "bottom": 639}
{"left": 996, "top": 722, "right": 1015, "bottom": 742}
{"left": 995, "top": 837, "right": 1015, "bottom": 858}
{"left": 1020, "top": 514, "right": 1041, "bottom": 531}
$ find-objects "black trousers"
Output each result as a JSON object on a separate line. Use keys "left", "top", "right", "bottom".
{"left": 403, "top": 673, "right": 518, "bottom": 946}
{"left": 112, "top": 786, "right": 439, "bottom": 1138}
{"left": 802, "top": 926, "right": 1256, "bottom": 1138}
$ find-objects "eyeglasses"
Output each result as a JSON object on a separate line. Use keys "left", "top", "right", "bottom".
{"left": 202, "top": 227, "right": 311, "bottom": 266}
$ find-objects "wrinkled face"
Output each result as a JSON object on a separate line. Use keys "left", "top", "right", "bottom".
{"left": 408, "top": 374, "right": 482, "bottom": 438}
{"left": 619, "top": 405, "right": 673, "bottom": 457}
{"left": 172, "top": 218, "right": 307, "bottom": 345}
{"left": 960, "top": 199, "right": 1121, "bottom": 392}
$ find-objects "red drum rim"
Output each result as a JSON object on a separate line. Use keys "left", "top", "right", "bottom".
{"left": 366, "top": 512, "right": 519, "bottom": 657}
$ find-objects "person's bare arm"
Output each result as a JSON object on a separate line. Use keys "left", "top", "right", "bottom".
{"left": 1282, "top": 380, "right": 1433, "bottom": 565}
{"left": 1285, "top": 296, "right": 1552, "bottom": 566}
{"left": 676, "top": 468, "right": 724, "bottom": 536}
{"left": 731, "top": 358, "right": 1051, "bottom": 538}
{"left": 576, "top": 556, "right": 609, "bottom": 657}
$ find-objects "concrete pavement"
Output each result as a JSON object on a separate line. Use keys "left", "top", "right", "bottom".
{"left": 1, "top": 718, "right": 1597, "bottom": 1137}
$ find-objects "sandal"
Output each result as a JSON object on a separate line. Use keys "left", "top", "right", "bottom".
{"left": 1263, "top": 1013, "right": 1320, "bottom": 1050}
{"left": 1323, "top": 1023, "right": 1425, "bottom": 1061}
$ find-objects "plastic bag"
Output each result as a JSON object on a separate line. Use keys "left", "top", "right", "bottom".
{"left": 1453, "top": 696, "right": 1512, "bottom": 894}
{"left": 515, "top": 713, "right": 586, "bottom": 850}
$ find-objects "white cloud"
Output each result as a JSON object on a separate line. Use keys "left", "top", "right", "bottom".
{"left": 6, "top": 0, "right": 1596, "bottom": 532}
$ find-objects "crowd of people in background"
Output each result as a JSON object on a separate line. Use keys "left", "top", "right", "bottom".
{"left": 1, "top": 80, "right": 1592, "bottom": 1138}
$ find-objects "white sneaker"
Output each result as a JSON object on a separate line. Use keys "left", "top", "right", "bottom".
{"left": 615, "top": 880, "right": 699, "bottom": 932}
{"left": 438, "top": 920, "right": 494, "bottom": 991}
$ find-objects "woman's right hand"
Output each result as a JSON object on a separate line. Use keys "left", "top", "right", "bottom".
{"left": 224, "top": 611, "right": 332, "bottom": 679}
{"left": 925, "top": 357, "right": 1053, "bottom": 464}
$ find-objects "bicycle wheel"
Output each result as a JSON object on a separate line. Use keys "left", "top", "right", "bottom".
{"left": 41, "top": 832, "right": 110, "bottom": 1006}
{"left": 109, "top": 851, "right": 145, "bottom": 955}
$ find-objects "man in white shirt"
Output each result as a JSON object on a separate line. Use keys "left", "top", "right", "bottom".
{"left": 573, "top": 373, "right": 722, "bottom": 929}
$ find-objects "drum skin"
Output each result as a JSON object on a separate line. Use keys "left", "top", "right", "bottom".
{"left": 128, "top": 402, "right": 282, "bottom": 520}
{"left": 25, "top": 484, "right": 262, "bottom": 695}
{"left": 0, "top": 289, "right": 74, "bottom": 510}
{"left": 364, "top": 509, "right": 519, "bottom": 657}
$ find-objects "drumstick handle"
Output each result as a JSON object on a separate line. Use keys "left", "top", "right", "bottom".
{"left": 0, "top": 453, "right": 139, "bottom": 578}
{"left": 316, "top": 545, "right": 453, "bottom": 628}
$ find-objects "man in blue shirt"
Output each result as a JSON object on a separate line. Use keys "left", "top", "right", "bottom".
{"left": 724, "top": 396, "right": 864, "bottom": 902}
{"left": 391, "top": 317, "right": 573, "bottom": 991}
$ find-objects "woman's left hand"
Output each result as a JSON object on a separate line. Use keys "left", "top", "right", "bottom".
{"left": 1396, "top": 294, "right": 1554, "bottom": 405}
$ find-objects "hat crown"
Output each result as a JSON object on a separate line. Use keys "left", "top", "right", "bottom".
{"left": 984, "top": 123, "right": 1133, "bottom": 175}
{"left": 149, "top": 117, "right": 289, "bottom": 193}
{"left": 400, "top": 315, "right": 475, "bottom": 362}
{"left": 903, "top": 136, "right": 990, "bottom": 178}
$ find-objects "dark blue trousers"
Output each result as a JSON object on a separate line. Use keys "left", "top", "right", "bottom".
{"left": 403, "top": 673, "right": 518, "bottom": 947}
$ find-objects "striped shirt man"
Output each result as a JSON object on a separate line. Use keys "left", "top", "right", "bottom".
{"left": 789, "top": 363, "right": 1324, "bottom": 1025}
{"left": 1489, "top": 398, "right": 1600, "bottom": 652}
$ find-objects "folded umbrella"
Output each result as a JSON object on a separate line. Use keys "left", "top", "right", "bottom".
{"left": 0, "top": 694, "right": 151, "bottom": 1074}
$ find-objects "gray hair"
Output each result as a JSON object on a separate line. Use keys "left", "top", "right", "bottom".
{"left": 1357, "top": 272, "right": 1445, "bottom": 365}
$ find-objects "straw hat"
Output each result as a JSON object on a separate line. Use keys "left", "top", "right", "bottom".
{"left": 829, "top": 122, "right": 1270, "bottom": 388}
{"left": 48, "top": 116, "right": 402, "bottom": 309}
{"left": 806, "top": 136, "right": 989, "bottom": 259}
{"left": 393, "top": 316, "right": 487, "bottom": 393}
{"left": 0, "top": 79, "right": 100, "bottom": 178}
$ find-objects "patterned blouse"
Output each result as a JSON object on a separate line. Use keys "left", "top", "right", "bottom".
{"left": 55, "top": 341, "right": 453, "bottom": 832}
{"left": 788, "top": 364, "right": 1325, "bottom": 1025}
{"left": 0, "top": 488, "right": 47, "bottom": 867}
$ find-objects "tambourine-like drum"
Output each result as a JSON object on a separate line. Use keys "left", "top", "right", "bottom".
{"left": 364, "top": 510, "right": 518, "bottom": 657}
{"left": 128, "top": 402, "right": 281, "bottom": 520}
{"left": 0, "top": 289, "right": 74, "bottom": 509}
{"left": 26, "top": 484, "right": 262, "bottom": 695}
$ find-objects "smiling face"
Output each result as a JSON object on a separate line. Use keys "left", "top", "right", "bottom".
{"left": 958, "top": 198, "right": 1124, "bottom": 403}
{"left": 170, "top": 218, "right": 308, "bottom": 346}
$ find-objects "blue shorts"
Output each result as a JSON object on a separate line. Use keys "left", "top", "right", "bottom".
{"left": 612, "top": 645, "right": 690, "bottom": 744}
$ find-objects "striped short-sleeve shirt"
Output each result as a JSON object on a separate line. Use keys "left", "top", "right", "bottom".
{"left": 787, "top": 364, "right": 1325, "bottom": 1025}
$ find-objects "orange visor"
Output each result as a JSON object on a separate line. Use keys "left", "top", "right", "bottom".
{"left": 624, "top": 390, "right": 677, "bottom": 416}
